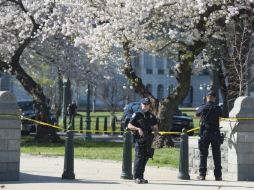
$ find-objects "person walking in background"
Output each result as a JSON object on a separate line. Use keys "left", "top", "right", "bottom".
{"left": 67, "top": 100, "right": 77, "bottom": 123}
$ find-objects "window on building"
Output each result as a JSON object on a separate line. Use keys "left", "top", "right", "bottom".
{"left": 144, "top": 53, "right": 153, "bottom": 74}
{"left": 158, "top": 69, "right": 164, "bottom": 75}
{"left": 146, "top": 84, "right": 152, "bottom": 94}
{"left": 157, "top": 84, "right": 164, "bottom": 100}
{"left": 146, "top": 69, "right": 153, "bottom": 74}
{"left": 156, "top": 56, "right": 164, "bottom": 75}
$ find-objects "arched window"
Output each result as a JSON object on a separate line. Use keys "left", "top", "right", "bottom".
{"left": 144, "top": 53, "right": 153, "bottom": 74}
{"left": 146, "top": 84, "right": 152, "bottom": 94}
{"left": 157, "top": 84, "right": 164, "bottom": 100}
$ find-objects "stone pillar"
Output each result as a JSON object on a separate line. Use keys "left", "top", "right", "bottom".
{"left": 220, "top": 96, "right": 254, "bottom": 181}
{"left": 0, "top": 91, "right": 20, "bottom": 181}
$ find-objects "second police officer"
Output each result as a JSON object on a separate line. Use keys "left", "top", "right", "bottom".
{"left": 127, "top": 98, "right": 159, "bottom": 184}
{"left": 196, "top": 91, "right": 223, "bottom": 181}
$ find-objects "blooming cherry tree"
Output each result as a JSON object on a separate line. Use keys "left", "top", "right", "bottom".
{"left": 0, "top": 0, "right": 70, "bottom": 141}
{"left": 72, "top": 0, "right": 254, "bottom": 146}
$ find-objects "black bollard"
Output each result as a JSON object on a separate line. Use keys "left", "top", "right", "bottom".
{"left": 80, "top": 115, "right": 83, "bottom": 133}
{"left": 62, "top": 115, "right": 75, "bottom": 180}
{"left": 61, "top": 79, "right": 67, "bottom": 133}
{"left": 85, "top": 83, "right": 92, "bottom": 140}
{"left": 120, "top": 130, "right": 133, "bottom": 179}
{"left": 111, "top": 116, "right": 116, "bottom": 136}
{"left": 95, "top": 116, "right": 99, "bottom": 135}
{"left": 63, "top": 115, "right": 67, "bottom": 132}
{"left": 103, "top": 116, "right": 108, "bottom": 135}
{"left": 178, "top": 128, "right": 190, "bottom": 180}
{"left": 120, "top": 122, "right": 124, "bottom": 136}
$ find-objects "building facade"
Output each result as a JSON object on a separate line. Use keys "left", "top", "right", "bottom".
{"left": 0, "top": 53, "right": 212, "bottom": 109}
{"left": 133, "top": 52, "right": 211, "bottom": 107}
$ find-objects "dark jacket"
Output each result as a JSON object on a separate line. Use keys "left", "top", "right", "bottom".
{"left": 129, "top": 111, "right": 158, "bottom": 144}
{"left": 67, "top": 103, "right": 77, "bottom": 115}
{"left": 196, "top": 101, "right": 222, "bottom": 133}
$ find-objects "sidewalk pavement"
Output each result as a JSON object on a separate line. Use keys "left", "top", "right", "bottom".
{"left": 2, "top": 154, "right": 254, "bottom": 190}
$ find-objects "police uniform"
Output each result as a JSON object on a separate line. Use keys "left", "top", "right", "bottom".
{"left": 196, "top": 94, "right": 223, "bottom": 180}
{"left": 129, "top": 110, "right": 158, "bottom": 181}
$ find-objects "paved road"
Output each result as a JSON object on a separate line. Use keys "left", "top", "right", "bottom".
{"left": 1, "top": 154, "right": 254, "bottom": 190}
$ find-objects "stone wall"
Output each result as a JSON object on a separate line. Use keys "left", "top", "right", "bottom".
{"left": 0, "top": 91, "right": 20, "bottom": 181}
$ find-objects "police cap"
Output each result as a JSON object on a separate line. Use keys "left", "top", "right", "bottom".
{"left": 207, "top": 91, "right": 216, "bottom": 97}
{"left": 141, "top": 98, "right": 151, "bottom": 105}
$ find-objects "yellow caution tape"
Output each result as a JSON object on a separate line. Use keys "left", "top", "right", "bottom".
{"left": 21, "top": 116, "right": 200, "bottom": 135}
{"left": 186, "top": 127, "right": 200, "bottom": 133}
{"left": 158, "top": 131, "right": 181, "bottom": 135}
{"left": 220, "top": 117, "right": 254, "bottom": 121}
{"left": 21, "top": 116, "right": 124, "bottom": 133}
{"left": 21, "top": 116, "right": 63, "bottom": 130}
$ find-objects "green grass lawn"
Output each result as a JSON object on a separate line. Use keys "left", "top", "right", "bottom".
{"left": 21, "top": 136, "right": 179, "bottom": 168}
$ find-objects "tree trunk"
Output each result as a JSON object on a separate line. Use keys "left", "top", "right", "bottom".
{"left": 218, "top": 62, "right": 229, "bottom": 117}
{"left": 7, "top": 59, "right": 59, "bottom": 142}
{"left": 122, "top": 39, "right": 195, "bottom": 147}
{"left": 155, "top": 50, "right": 193, "bottom": 147}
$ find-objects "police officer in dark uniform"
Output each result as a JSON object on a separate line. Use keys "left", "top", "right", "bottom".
{"left": 196, "top": 91, "right": 223, "bottom": 181}
{"left": 127, "top": 98, "right": 159, "bottom": 184}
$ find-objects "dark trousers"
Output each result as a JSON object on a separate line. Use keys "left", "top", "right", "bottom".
{"left": 133, "top": 143, "right": 149, "bottom": 179}
{"left": 199, "top": 130, "right": 222, "bottom": 177}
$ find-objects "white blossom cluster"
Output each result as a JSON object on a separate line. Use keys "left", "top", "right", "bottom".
{"left": 1, "top": 0, "right": 253, "bottom": 74}
{"left": 67, "top": 0, "right": 253, "bottom": 69}
{"left": 0, "top": 1, "right": 45, "bottom": 60}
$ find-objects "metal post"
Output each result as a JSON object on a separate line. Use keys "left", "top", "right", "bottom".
{"left": 62, "top": 115, "right": 75, "bottom": 180}
{"left": 63, "top": 115, "right": 67, "bottom": 132}
{"left": 120, "top": 122, "right": 124, "bottom": 136}
{"left": 103, "top": 116, "right": 108, "bottom": 135}
{"left": 61, "top": 78, "right": 67, "bottom": 131}
{"left": 178, "top": 128, "right": 190, "bottom": 180}
{"left": 111, "top": 116, "right": 116, "bottom": 136}
{"left": 95, "top": 116, "right": 99, "bottom": 135}
{"left": 80, "top": 115, "right": 83, "bottom": 133}
{"left": 85, "top": 83, "right": 92, "bottom": 140}
{"left": 120, "top": 130, "right": 133, "bottom": 179}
